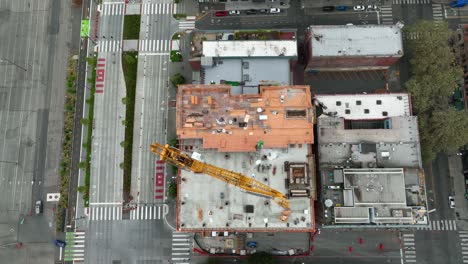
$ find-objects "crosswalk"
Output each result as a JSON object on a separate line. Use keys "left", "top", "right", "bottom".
{"left": 139, "top": 39, "right": 170, "bottom": 53}
{"left": 64, "top": 231, "right": 86, "bottom": 262}
{"left": 416, "top": 219, "right": 458, "bottom": 231}
{"left": 393, "top": 0, "right": 430, "bottom": 4}
{"left": 98, "top": 40, "right": 122, "bottom": 52}
{"left": 101, "top": 3, "right": 125, "bottom": 16}
{"left": 89, "top": 206, "right": 122, "bottom": 221}
{"left": 172, "top": 232, "right": 192, "bottom": 264}
{"left": 129, "top": 204, "right": 165, "bottom": 220}
{"left": 459, "top": 230, "right": 468, "bottom": 263}
{"left": 179, "top": 20, "right": 196, "bottom": 31}
{"left": 432, "top": 4, "right": 445, "bottom": 22}
{"left": 402, "top": 233, "right": 417, "bottom": 263}
{"left": 380, "top": 5, "right": 393, "bottom": 25}
{"left": 142, "top": 3, "right": 172, "bottom": 15}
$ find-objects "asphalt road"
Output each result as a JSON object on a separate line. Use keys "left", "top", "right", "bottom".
{"left": 130, "top": 0, "right": 173, "bottom": 206}
{"left": 0, "top": 0, "right": 74, "bottom": 262}
{"left": 89, "top": 1, "right": 126, "bottom": 207}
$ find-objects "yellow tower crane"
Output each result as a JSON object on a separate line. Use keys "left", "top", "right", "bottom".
{"left": 150, "top": 143, "right": 291, "bottom": 217}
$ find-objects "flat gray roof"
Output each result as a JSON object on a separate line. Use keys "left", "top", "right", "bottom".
{"left": 334, "top": 168, "right": 414, "bottom": 224}
{"left": 318, "top": 116, "right": 422, "bottom": 168}
{"left": 177, "top": 145, "right": 314, "bottom": 231}
{"left": 203, "top": 58, "right": 290, "bottom": 86}
{"left": 344, "top": 168, "right": 406, "bottom": 204}
{"left": 309, "top": 25, "right": 403, "bottom": 57}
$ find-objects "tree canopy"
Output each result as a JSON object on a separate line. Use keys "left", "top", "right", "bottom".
{"left": 171, "top": 73, "right": 186, "bottom": 88}
{"left": 403, "top": 20, "right": 468, "bottom": 162}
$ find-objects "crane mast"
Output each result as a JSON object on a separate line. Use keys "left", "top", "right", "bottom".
{"left": 150, "top": 143, "right": 290, "bottom": 210}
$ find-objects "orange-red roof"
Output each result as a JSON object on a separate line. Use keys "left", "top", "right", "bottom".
{"left": 176, "top": 85, "right": 314, "bottom": 152}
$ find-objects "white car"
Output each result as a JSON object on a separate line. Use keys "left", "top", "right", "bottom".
{"left": 367, "top": 5, "right": 378, "bottom": 11}
{"left": 270, "top": 8, "right": 281, "bottom": 13}
{"left": 449, "top": 196, "right": 455, "bottom": 208}
{"left": 229, "top": 10, "right": 240, "bottom": 15}
{"left": 353, "top": 5, "right": 366, "bottom": 11}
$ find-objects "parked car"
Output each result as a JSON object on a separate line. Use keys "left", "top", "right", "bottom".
{"left": 54, "top": 239, "right": 66, "bottom": 248}
{"left": 337, "top": 6, "right": 348, "bottom": 11}
{"left": 327, "top": 185, "right": 341, "bottom": 190}
{"left": 214, "top": 11, "right": 228, "bottom": 17}
{"left": 269, "top": 8, "right": 281, "bottom": 13}
{"left": 367, "top": 5, "right": 378, "bottom": 11}
{"left": 246, "top": 9, "right": 257, "bottom": 15}
{"left": 228, "top": 10, "right": 240, "bottom": 15}
{"left": 449, "top": 196, "right": 455, "bottom": 208}
{"left": 35, "top": 200, "right": 42, "bottom": 214}
{"left": 323, "top": 6, "right": 335, "bottom": 12}
{"left": 353, "top": 5, "right": 366, "bottom": 11}
{"left": 259, "top": 9, "right": 268, "bottom": 14}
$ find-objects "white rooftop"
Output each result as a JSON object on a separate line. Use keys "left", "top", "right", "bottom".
{"left": 202, "top": 40, "right": 298, "bottom": 58}
{"left": 309, "top": 25, "right": 403, "bottom": 57}
{"left": 315, "top": 93, "right": 411, "bottom": 120}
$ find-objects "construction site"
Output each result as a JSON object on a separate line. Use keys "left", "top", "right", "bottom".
{"left": 164, "top": 84, "right": 316, "bottom": 232}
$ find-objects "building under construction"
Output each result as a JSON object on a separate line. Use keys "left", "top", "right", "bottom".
{"left": 174, "top": 84, "right": 316, "bottom": 232}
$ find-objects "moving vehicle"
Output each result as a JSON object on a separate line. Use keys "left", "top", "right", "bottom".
{"left": 451, "top": 0, "right": 468, "bottom": 7}
{"left": 228, "top": 10, "right": 240, "bottom": 15}
{"left": 323, "top": 6, "right": 335, "bottom": 12}
{"left": 215, "top": 11, "right": 228, "bottom": 17}
{"left": 353, "top": 5, "right": 366, "bottom": 11}
{"left": 337, "top": 6, "right": 348, "bottom": 11}
{"left": 270, "top": 8, "right": 281, "bottom": 13}
{"left": 35, "top": 200, "right": 42, "bottom": 214}
{"left": 367, "top": 5, "right": 378, "bottom": 11}
{"left": 449, "top": 196, "right": 455, "bottom": 208}
{"left": 54, "top": 239, "right": 66, "bottom": 248}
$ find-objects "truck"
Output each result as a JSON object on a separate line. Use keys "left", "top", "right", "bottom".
{"left": 451, "top": 0, "right": 468, "bottom": 8}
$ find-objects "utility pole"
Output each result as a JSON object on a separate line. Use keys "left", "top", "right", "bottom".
{"left": 0, "top": 58, "right": 27, "bottom": 72}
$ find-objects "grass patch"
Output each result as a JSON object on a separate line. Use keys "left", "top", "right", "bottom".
{"left": 121, "top": 51, "right": 138, "bottom": 199}
{"left": 55, "top": 56, "right": 78, "bottom": 231}
{"left": 83, "top": 56, "right": 98, "bottom": 208}
{"left": 123, "top": 15, "right": 141, "bottom": 40}
{"left": 173, "top": 13, "right": 187, "bottom": 20}
{"left": 172, "top": 33, "right": 181, "bottom": 40}
{"left": 170, "top": 50, "right": 182, "bottom": 62}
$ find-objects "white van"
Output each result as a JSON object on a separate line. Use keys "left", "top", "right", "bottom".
{"left": 35, "top": 200, "right": 42, "bottom": 214}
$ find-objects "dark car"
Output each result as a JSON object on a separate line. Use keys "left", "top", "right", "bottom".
{"left": 259, "top": 9, "right": 268, "bottom": 13}
{"left": 54, "top": 240, "right": 66, "bottom": 248}
{"left": 246, "top": 9, "right": 257, "bottom": 15}
{"left": 215, "top": 11, "right": 228, "bottom": 17}
{"left": 337, "top": 6, "right": 348, "bottom": 11}
{"left": 323, "top": 6, "right": 335, "bottom": 12}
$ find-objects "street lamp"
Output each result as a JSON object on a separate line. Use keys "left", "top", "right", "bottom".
{"left": 0, "top": 58, "right": 27, "bottom": 72}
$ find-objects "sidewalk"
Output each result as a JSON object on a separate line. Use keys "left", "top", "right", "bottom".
{"left": 448, "top": 155, "right": 468, "bottom": 230}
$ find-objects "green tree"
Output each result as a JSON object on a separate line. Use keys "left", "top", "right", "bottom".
{"left": 247, "top": 252, "right": 276, "bottom": 264}
{"left": 170, "top": 73, "right": 186, "bottom": 88}
{"left": 77, "top": 186, "right": 86, "bottom": 193}
{"left": 420, "top": 108, "right": 468, "bottom": 161}
{"left": 168, "top": 181, "right": 177, "bottom": 199}
{"left": 78, "top": 161, "right": 88, "bottom": 169}
{"left": 81, "top": 118, "right": 90, "bottom": 126}
{"left": 403, "top": 20, "right": 462, "bottom": 114}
